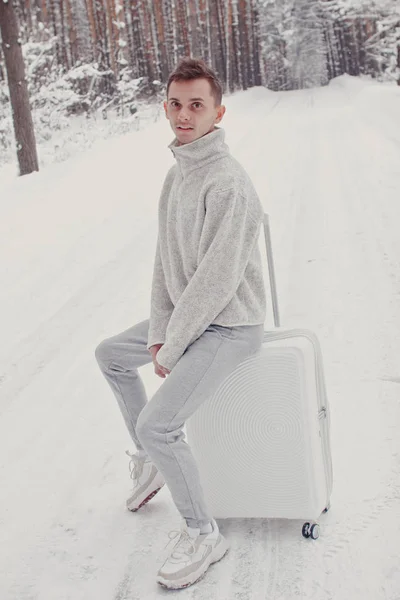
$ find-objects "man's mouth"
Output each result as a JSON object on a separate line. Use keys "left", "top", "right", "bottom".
{"left": 177, "top": 126, "right": 193, "bottom": 130}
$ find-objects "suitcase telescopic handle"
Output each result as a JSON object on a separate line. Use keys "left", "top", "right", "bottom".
{"left": 263, "top": 213, "right": 281, "bottom": 328}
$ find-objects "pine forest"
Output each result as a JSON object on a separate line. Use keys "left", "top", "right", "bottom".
{"left": 0, "top": 0, "right": 399, "bottom": 172}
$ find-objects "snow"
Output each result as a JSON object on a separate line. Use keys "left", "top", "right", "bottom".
{"left": 1, "top": 75, "right": 400, "bottom": 599}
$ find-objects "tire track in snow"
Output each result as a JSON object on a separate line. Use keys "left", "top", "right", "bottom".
{"left": 322, "top": 484, "right": 400, "bottom": 561}
{"left": 291, "top": 86, "right": 400, "bottom": 600}
{"left": 0, "top": 220, "right": 155, "bottom": 416}
{"left": 113, "top": 519, "right": 282, "bottom": 600}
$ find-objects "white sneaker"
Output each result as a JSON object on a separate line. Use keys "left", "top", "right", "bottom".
{"left": 156, "top": 518, "right": 229, "bottom": 589}
{"left": 125, "top": 450, "right": 165, "bottom": 512}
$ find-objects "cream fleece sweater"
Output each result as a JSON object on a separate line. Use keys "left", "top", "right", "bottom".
{"left": 147, "top": 127, "right": 266, "bottom": 371}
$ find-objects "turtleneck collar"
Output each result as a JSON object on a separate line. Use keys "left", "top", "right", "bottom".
{"left": 168, "top": 127, "right": 230, "bottom": 177}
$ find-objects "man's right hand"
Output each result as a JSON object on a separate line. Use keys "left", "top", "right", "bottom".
{"left": 149, "top": 344, "right": 167, "bottom": 378}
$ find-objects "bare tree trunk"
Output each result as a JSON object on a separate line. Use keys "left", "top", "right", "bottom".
{"left": 216, "top": 0, "right": 226, "bottom": 82}
{"left": 0, "top": 42, "right": 5, "bottom": 81}
{"left": 65, "top": 0, "right": 78, "bottom": 65}
{"left": 397, "top": 44, "right": 400, "bottom": 85}
{"left": 237, "top": 0, "right": 248, "bottom": 88}
{"left": 163, "top": 0, "right": 178, "bottom": 70}
{"left": 86, "top": 0, "right": 98, "bottom": 60}
{"left": 48, "top": 0, "right": 62, "bottom": 65}
{"left": 147, "top": 0, "right": 162, "bottom": 80}
{"left": 59, "top": 0, "right": 70, "bottom": 71}
{"left": 139, "top": 0, "right": 156, "bottom": 80}
{"left": 187, "top": 0, "right": 199, "bottom": 57}
{"left": 0, "top": 0, "right": 39, "bottom": 175}
{"left": 198, "top": 0, "right": 210, "bottom": 64}
{"left": 225, "top": 0, "right": 233, "bottom": 93}
{"left": 95, "top": 0, "right": 109, "bottom": 70}
{"left": 131, "top": 0, "right": 145, "bottom": 76}
{"left": 72, "top": 0, "right": 92, "bottom": 62}
{"left": 114, "top": 1, "right": 127, "bottom": 68}
{"left": 137, "top": 0, "right": 150, "bottom": 78}
{"left": 231, "top": 0, "right": 240, "bottom": 88}
{"left": 105, "top": 0, "right": 117, "bottom": 74}
{"left": 251, "top": 0, "right": 262, "bottom": 85}
{"left": 209, "top": 0, "right": 224, "bottom": 81}
{"left": 175, "top": 0, "right": 190, "bottom": 57}
{"left": 153, "top": 0, "right": 169, "bottom": 80}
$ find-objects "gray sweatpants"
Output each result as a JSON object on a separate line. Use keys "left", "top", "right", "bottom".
{"left": 95, "top": 318, "right": 264, "bottom": 528}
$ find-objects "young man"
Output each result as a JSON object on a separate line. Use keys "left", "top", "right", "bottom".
{"left": 95, "top": 57, "right": 266, "bottom": 589}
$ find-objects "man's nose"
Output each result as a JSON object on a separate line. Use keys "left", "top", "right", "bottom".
{"left": 178, "top": 108, "right": 190, "bottom": 121}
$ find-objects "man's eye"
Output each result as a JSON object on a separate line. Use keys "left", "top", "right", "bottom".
{"left": 193, "top": 103, "right": 202, "bottom": 108}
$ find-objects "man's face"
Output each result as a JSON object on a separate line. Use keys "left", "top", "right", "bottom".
{"left": 164, "top": 78, "right": 226, "bottom": 145}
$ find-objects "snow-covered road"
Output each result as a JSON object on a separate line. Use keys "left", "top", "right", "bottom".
{"left": 1, "top": 76, "right": 399, "bottom": 600}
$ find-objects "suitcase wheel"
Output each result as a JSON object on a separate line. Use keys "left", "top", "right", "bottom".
{"left": 302, "top": 522, "right": 320, "bottom": 540}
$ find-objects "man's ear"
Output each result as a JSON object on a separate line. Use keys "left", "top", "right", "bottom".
{"left": 163, "top": 100, "right": 169, "bottom": 119}
{"left": 215, "top": 105, "right": 226, "bottom": 124}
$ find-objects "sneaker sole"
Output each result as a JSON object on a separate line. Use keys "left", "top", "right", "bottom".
{"left": 156, "top": 535, "right": 229, "bottom": 590}
{"left": 127, "top": 483, "right": 164, "bottom": 512}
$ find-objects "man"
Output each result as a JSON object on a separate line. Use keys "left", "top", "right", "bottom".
{"left": 95, "top": 57, "right": 266, "bottom": 590}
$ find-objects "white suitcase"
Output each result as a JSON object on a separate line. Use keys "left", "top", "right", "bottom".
{"left": 186, "top": 214, "right": 333, "bottom": 539}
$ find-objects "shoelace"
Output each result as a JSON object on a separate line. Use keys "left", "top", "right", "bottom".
{"left": 164, "top": 529, "right": 197, "bottom": 561}
{"left": 125, "top": 450, "right": 145, "bottom": 483}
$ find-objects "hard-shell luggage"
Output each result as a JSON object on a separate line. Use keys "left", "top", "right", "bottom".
{"left": 186, "top": 214, "right": 333, "bottom": 539}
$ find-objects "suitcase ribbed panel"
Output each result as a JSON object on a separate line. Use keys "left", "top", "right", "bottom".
{"left": 186, "top": 334, "right": 330, "bottom": 521}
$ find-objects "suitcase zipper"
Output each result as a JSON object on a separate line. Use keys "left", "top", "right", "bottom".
{"left": 318, "top": 407, "right": 327, "bottom": 420}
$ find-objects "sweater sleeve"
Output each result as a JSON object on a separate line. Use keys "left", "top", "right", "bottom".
{"left": 146, "top": 235, "right": 175, "bottom": 351}
{"left": 156, "top": 187, "right": 261, "bottom": 371}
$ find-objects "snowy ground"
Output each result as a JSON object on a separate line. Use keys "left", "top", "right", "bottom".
{"left": 1, "top": 75, "right": 400, "bottom": 600}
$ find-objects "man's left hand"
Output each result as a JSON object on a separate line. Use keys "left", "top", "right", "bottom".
{"left": 159, "top": 364, "right": 171, "bottom": 376}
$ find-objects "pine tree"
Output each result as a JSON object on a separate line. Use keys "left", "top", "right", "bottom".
{"left": 152, "top": 0, "right": 169, "bottom": 79}
{"left": 187, "top": 0, "right": 199, "bottom": 57}
{"left": 0, "top": 0, "right": 39, "bottom": 175}
{"left": 199, "top": 0, "right": 211, "bottom": 64}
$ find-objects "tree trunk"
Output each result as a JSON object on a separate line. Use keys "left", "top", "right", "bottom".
{"left": 397, "top": 43, "right": 400, "bottom": 85}
{"left": 114, "top": 1, "right": 126, "bottom": 68}
{"left": 198, "top": 0, "right": 210, "bottom": 65}
{"left": 237, "top": 0, "right": 248, "bottom": 89}
{"left": 187, "top": 0, "right": 199, "bottom": 58}
{"left": 225, "top": 0, "right": 233, "bottom": 93}
{"left": 86, "top": 0, "right": 98, "bottom": 60}
{"left": 209, "top": 0, "right": 223, "bottom": 80}
{"left": 65, "top": 0, "right": 78, "bottom": 65}
{"left": 251, "top": 0, "right": 262, "bottom": 86}
{"left": 153, "top": 0, "right": 169, "bottom": 80}
{"left": 163, "top": 0, "right": 177, "bottom": 71}
{"left": 216, "top": 0, "right": 226, "bottom": 83}
{"left": 95, "top": 0, "right": 109, "bottom": 70}
{"left": 105, "top": 0, "right": 117, "bottom": 74}
{"left": 231, "top": 0, "right": 240, "bottom": 89}
{"left": 139, "top": 0, "right": 156, "bottom": 81}
{"left": 122, "top": 0, "right": 134, "bottom": 69}
{"left": 59, "top": 0, "right": 70, "bottom": 71}
{"left": 48, "top": 0, "right": 62, "bottom": 65}
{"left": 131, "top": 0, "right": 145, "bottom": 77}
{"left": 0, "top": 0, "right": 39, "bottom": 175}
{"left": 175, "top": 0, "right": 190, "bottom": 58}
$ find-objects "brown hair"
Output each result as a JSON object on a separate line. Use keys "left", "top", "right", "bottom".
{"left": 166, "top": 57, "right": 223, "bottom": 106}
